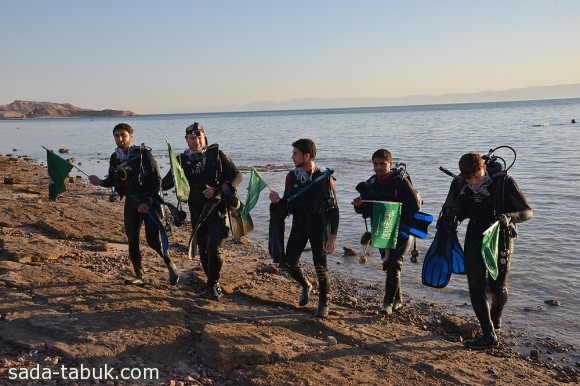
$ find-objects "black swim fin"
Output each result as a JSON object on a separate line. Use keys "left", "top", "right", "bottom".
{"left": 188, "top": 199, "right": 220, "bottom": 259}
{"left": 228, "top": 203, "right": 254, "bottom": 238}
{"left": 268, "top": 203, "right": 286, "bottom": 265}
{"left": 399, "top": 211, "right": 434, "bottom": 239}
{"left": 422, "top": 229, "right": 453, "bottom": 288}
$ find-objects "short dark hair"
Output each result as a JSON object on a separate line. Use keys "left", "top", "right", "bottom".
{"left": 372, "top": 149, "right": 392, "bottom": 162}
{"left": 459, "top": 152, "right": 485, "bottom": 176}
{"left": 113, "top": 123, "right": 133, "bottom": 134}
{"left": 292, "top": 138, "right": 317, "bottom": 160}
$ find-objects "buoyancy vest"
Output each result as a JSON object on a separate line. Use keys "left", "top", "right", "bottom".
{"left": 286, "top": 168, "right": 336, "bottom": 217}
{"left": 111, "top": 145, "right": 156, "bottom": 198}
{"left": 177, "top": 144, "right": 220, "bottom": 199}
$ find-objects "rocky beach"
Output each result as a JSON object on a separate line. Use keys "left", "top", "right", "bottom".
{"left": 0, "top": 154, "right": 578, "bottom": 385}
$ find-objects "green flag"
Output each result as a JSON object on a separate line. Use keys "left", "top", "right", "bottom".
{"left": 481, "top": 221, "right": 500, "bottom": 280}
{"left": 371, "top": 201, "right": 401, "bottom": 249}
{"left": 241, "top": 168, "right": 267, "bottom": 220}
{"left": 46, "top": 149, "right": 74, "bottom": 201}
{"left": 167, "top": 142, "right": 190, "bottom": 203}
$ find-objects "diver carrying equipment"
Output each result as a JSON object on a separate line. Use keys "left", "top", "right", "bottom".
{"left": 421, "top": 217, "right": 465, "bottom": 288}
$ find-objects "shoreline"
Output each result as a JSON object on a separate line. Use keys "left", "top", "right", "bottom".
{"left": 0, "top": 154, "right": 578, "bottom": 385}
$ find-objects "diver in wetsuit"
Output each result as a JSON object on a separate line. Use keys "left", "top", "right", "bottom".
{"left": 352, "top": 149, "right": 422, "bottom": 315}
{"left": 162, "top": 123, "right": 241, "bottom": 301}
{"left": 269, "top": 138, "right": 339, "bottom": 318}
{"left": 441, "top": 151, "right": 532, "bottom": 349}
{"left": 89, "top": 123, "right": 179, "bottom": 286}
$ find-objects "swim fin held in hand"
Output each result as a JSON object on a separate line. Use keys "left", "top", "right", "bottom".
{"left": 399, "top": 211, "right": 434, "bottom": 240}
{"left": 422, "top": 229, "right": 453, "bottom": 288}
{"left": 227, "top": 202, "right": 254, "bottom": 239}
{"left": 449, "top": 231, "right": 465, "bottom": 274}
{"left": 268, "top": 202, "right": 286, "bottom": 265}
{"left": 422, "top": 218, "right": 465, "bottom": 288}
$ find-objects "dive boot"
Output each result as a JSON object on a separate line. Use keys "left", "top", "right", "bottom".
{"left": 298, "top": 281, "right": 313, "bottom": 307}
{"left": 492, "top": 316, "right": 502, "bottom": 332}
{"left": 124, "top": 276, "right": 146, "bottom": 286}
{"left": 166, "top": 260, "right": 179, "bottom": 286}
{"left": 379, "top": 302, "right": 393, "bottom": 315}
{"left": 393, "top": 298, "right": 403, "bottom": 311}
{"left": 464, "top": 333, "right": 498, "bottom": 350}
{"left": 124, "top": 269, "right": 145, "bottom": 286}
{"left": 199, "top": 283, "right": 221, "bottom": 301}
{"left": 314, "top": 303, "right": 329, "bottom": 318}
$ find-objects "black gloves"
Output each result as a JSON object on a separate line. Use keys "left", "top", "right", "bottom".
{"left": 438, "top": 207, "right": 460, "bottom": 232}
{"left": 496, "top": 213, "right": 511, "bottom": 229}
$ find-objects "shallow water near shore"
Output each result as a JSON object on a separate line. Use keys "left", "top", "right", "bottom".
{"left": 1, "top": 98, "right": 579, "bottom": 353}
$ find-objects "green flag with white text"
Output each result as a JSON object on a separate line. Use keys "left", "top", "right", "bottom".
{"left": 167, "top": 142, "right": 190, "bottom": 203}
{"left": 46, "top": 149, "right": 74, "bottom": 201}
{"left": 481, "top": 221, "right": 500, "bottom": 280}
{"left": 241, "top": 168, "right": 267, "bottom": 220}
{"left": 371, "top": 201, "right": 401, "bottom": 249}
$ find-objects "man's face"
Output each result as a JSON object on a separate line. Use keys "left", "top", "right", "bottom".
{"left": 464, "top": 168, "right": 486, "bottom": 187}
{"left": 373, "top": 157, "right": 391, "bottom": 178}
{"left": 292, "top": 148, "right": 308, "bottom": 168}
{"left": 113, "top": 129, "right": 133, "bottom": 150}
{"left": 185, "top": 133, "right": 205, "bottom": 152}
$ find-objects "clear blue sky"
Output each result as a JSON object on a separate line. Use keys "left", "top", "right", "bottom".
{"left": 1, "top": 0, "right": 579, "bottom": 114}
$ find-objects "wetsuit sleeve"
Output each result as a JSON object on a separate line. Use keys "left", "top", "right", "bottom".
{"left": 400, "top": 177, "right": 421, "bottom": 221}
{"left": 219, "top": 150, "right": 242, "bottom": 188}
{"left": 142, "top": 149, "right": 162, "bottom": 207}
{"left": 353, "top": 202, "right": 371, "bottom": 218}
{"left": 328, "top": 181, "right": 339, "bottom": 235}
{"left": 161, "top": 169, "right": 174, "bottom": 191}
{"left": 274, "top": 172, "right": 294, "bottom": 219}
{"left": 441, "top": 178, "right": 464, "bottom": 221}
{"left": 281, "top": 172, "right": 294, "bottom": 200}
{"left": 503, "top": 176, "right": 533, "bottom": 224}
{"left": 353, "top": 176, "right": 374, "bottom": 218}
{"left": 100, "top": 153, "right": 116, "bottom": 188}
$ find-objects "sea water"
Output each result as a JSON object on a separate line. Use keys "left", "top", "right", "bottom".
{"left": 1, "top": 98, "right": 579, "bottom": 351}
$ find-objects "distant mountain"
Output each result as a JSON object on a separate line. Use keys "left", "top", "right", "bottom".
{"left": 176, "top": 83, "right": 580, "bottom": 114}
{"left": 0, "top": 100, "right": 136, "bottom": 119}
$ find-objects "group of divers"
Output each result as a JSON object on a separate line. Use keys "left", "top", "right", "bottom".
{"left": 87, "top": 122, "right": 532, "bottom": 351}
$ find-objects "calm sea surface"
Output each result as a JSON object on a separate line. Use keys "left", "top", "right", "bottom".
{"left": 1, "top": 98, "right": 579, "bottom": 351}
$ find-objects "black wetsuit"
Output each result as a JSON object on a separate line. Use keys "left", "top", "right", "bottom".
{"left": 162, "top": 144, "right": 241, "bottom": 288}
{"left": 101, "top": 145, "right": 165, "bottom": 278}
{"left": 354, "top": 171, "right": 421, "bottom": 306}
{"left": 442, "top": 168, "right": 532, "bottom": 335}
{"left": 280, "top": 167, "right": 339, "bottom": 308}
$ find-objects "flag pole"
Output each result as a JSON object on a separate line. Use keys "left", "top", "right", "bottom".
{"left": 42, "top": 146, "right": 90, "bottom": 178}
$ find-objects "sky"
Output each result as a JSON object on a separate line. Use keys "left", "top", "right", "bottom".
{"left": 2, "top": 0, "right": 580, "bottom": 114}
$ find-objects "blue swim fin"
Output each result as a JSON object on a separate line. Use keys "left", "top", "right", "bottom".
{"left": 422, "top": 229, "right": 453, "bottom": 288}
{"left": 448, "top": 232, "right": 465, "bottom": 274}
{"left": 399, "top": 211, "right": 434, "bottom": 239}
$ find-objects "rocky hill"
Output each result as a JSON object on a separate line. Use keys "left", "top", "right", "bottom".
{"left": 0, "top": 100, "right": 136, "bottom": 119}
